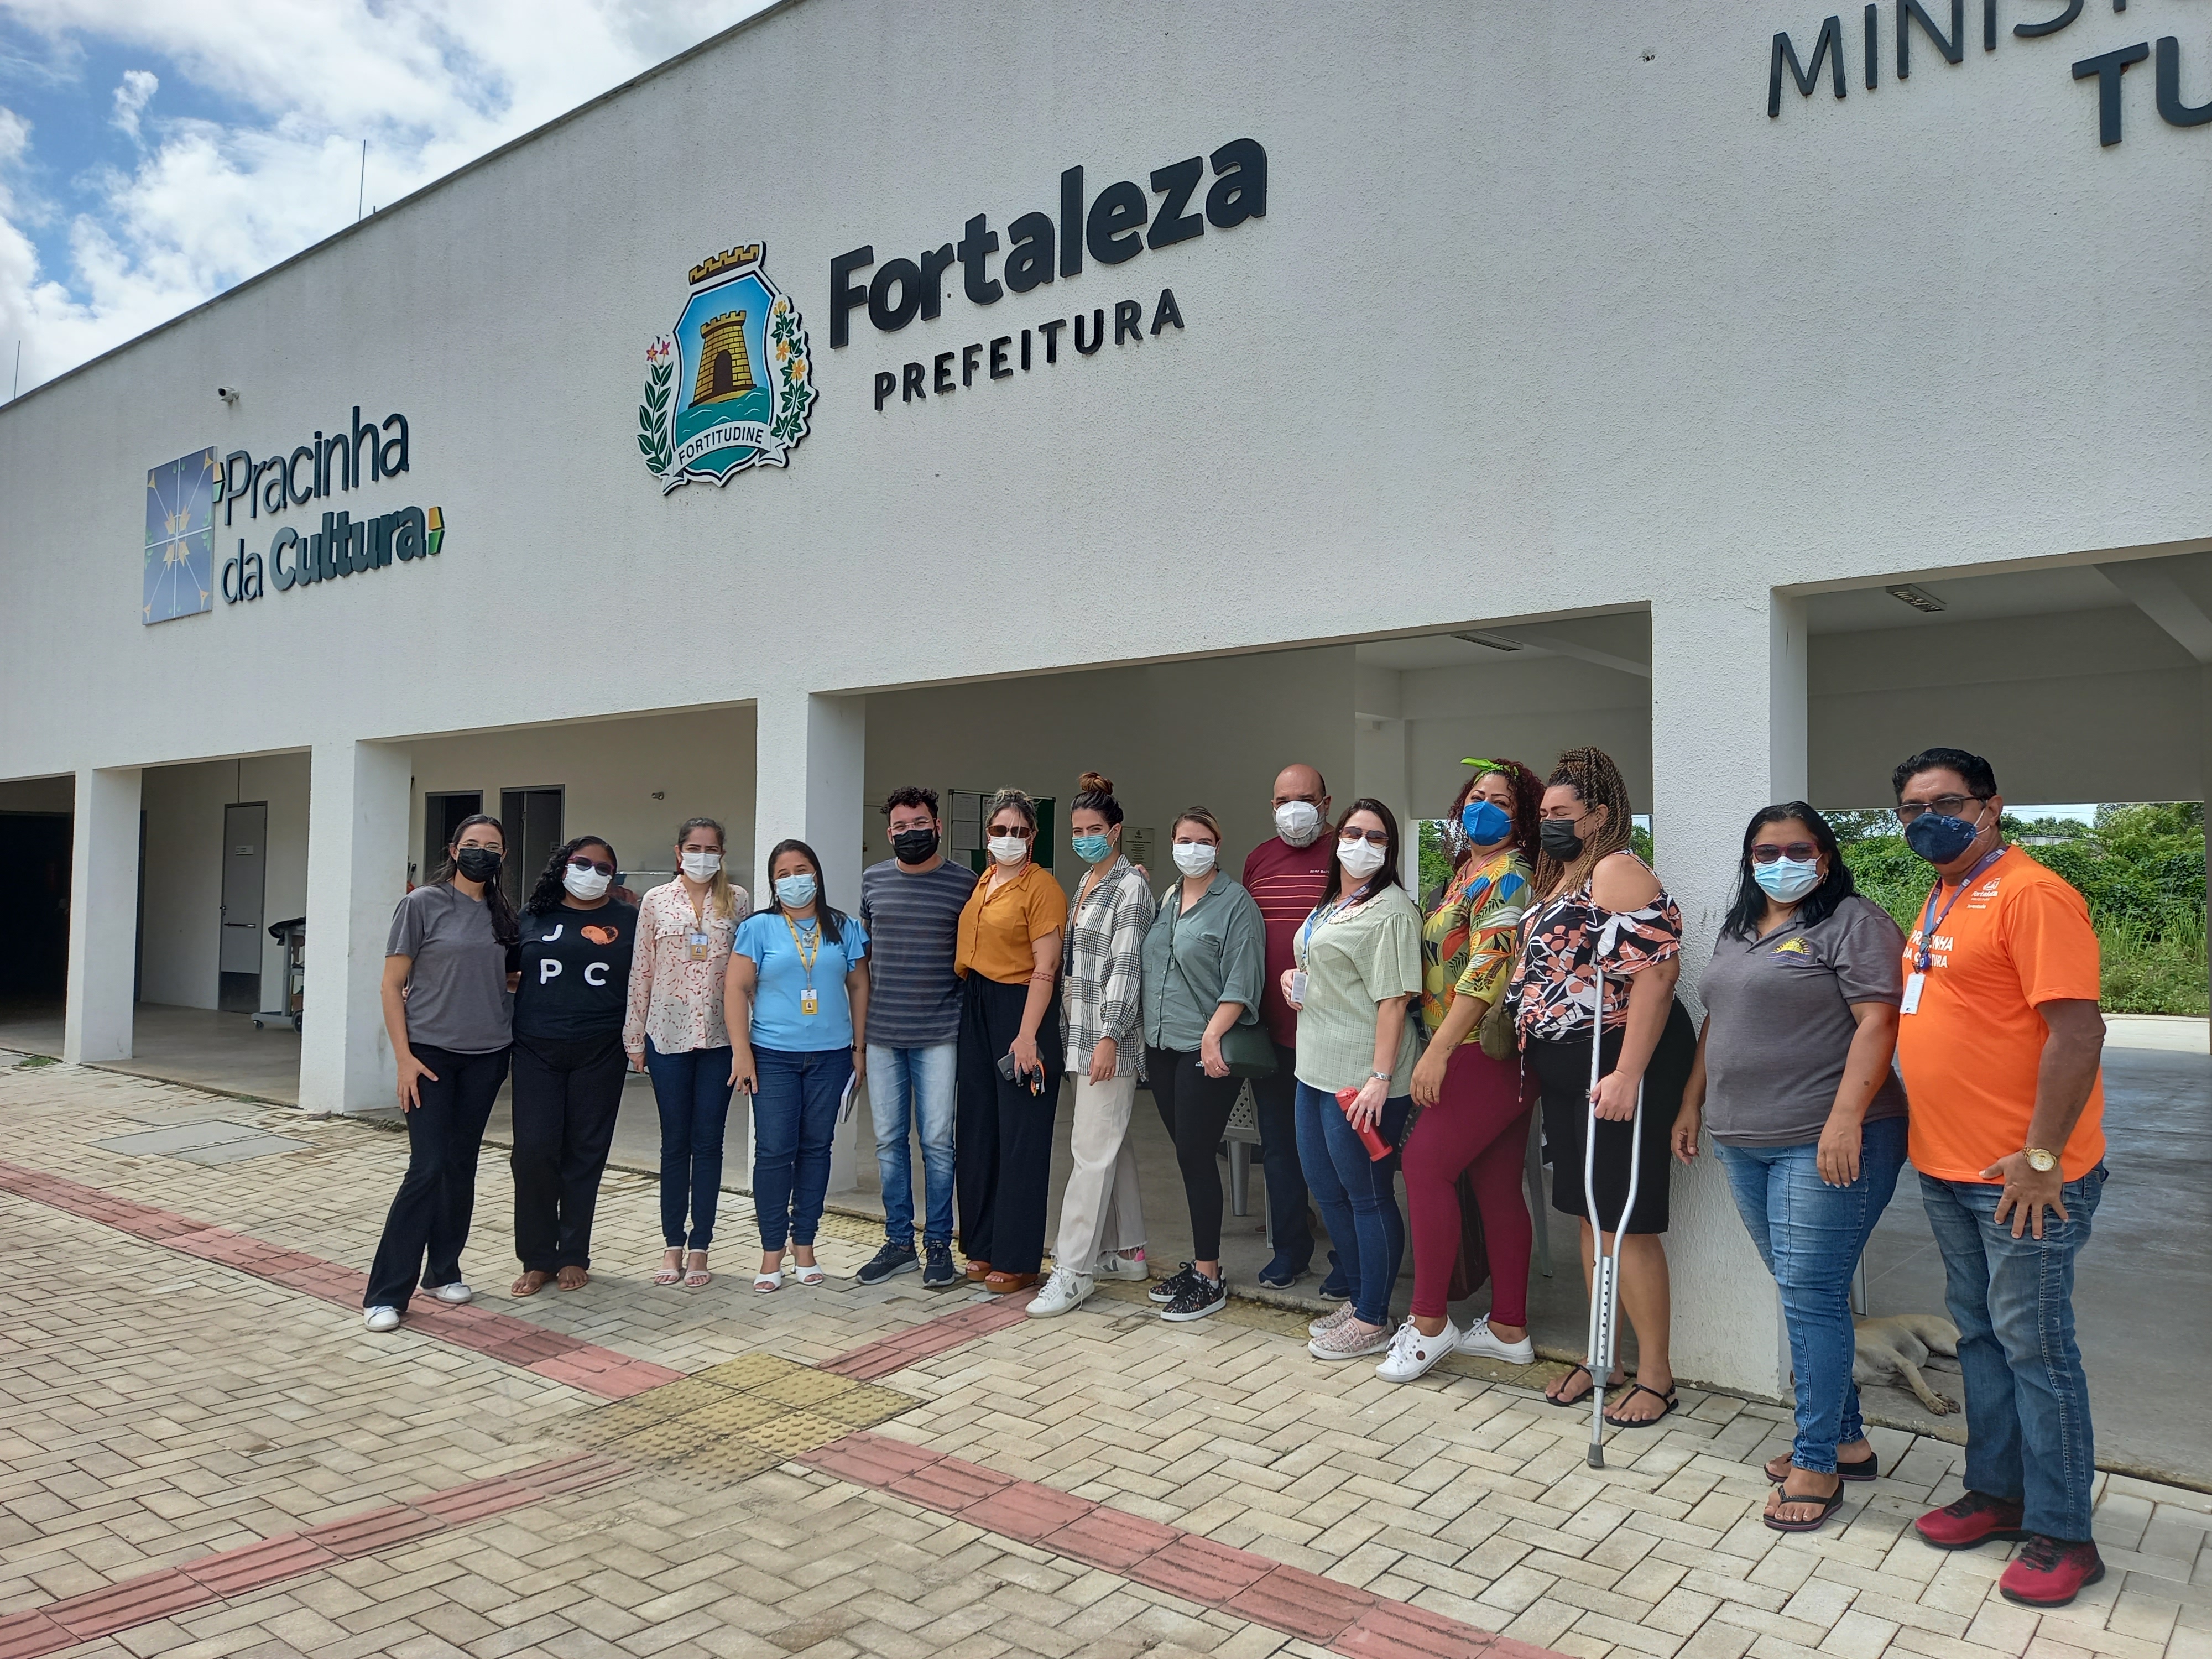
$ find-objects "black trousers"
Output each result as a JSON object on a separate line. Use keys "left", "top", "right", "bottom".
{"left": 954, "top": 973, "right": 1064, "bottom": 1275}
{"left": 1146, "top": 1045, "right": 1244, "bottom": 1261}
{"left": 1529, "top": 1000, "right": 1696, "bottom": 1237}
{"left": 1244, "top": 1042, "right": 1315, "bottom": 1269}
{"left": 364, "top": 1044, "right": 509, "bottom": 1311}
{"left": 510, "top": 1032, "right": 628, "bottom": 1272}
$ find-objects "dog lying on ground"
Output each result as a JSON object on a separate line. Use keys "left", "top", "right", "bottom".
{"left": 1853, "top": 1314, "right": 1962, "bottom": 1414}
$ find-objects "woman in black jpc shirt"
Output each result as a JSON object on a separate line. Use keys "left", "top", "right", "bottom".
{"left": 509, "top": 836, "right": 638, "bottom": 1297}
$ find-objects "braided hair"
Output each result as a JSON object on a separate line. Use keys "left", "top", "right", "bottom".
{"left": 524, "top": 835, "right": 618, "bottom": 919}
{"left": 1534, "top": 745, "right": 1636, "bottom": 898}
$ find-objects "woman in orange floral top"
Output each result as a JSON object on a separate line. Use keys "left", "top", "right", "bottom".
{"left": 1377, "top": 760, "right": 1543, "bottom": 1386}
{"left": 1510, "top": 747, "right": 1696, "bottom": 1427}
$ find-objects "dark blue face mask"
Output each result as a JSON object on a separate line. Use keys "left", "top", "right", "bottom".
{"left": 1460, "top": 799, "right": 1512, "bottom": 847}
{"left": 1903, "top": 808, "right": 1982, "bottom": 864}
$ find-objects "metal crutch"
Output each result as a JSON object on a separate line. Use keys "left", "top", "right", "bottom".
{"left": 1582, "top": 966, "right": 1644, "bottom": 1469}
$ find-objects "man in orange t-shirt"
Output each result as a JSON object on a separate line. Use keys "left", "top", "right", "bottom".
{"left": 1890, "top": 749, "right": 2109, "bottom": 1610}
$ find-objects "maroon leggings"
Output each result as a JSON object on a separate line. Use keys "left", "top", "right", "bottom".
{"left": 1404, "top": 1043, "right": 1535, "bottom": 1323}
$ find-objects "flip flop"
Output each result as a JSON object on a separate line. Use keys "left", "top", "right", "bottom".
{"left": 1603, "top": 1383, "right": 1680, "bottom": 1428}
{"left": 1767, "top": 1449, "right": 1878, "bottom": 1484}
{"left": 1763, "top": 1482, "right": 1847, "bottom": 1533}
{"left": 1545, "top": 1364, "right": 1599, "bottom": 1408}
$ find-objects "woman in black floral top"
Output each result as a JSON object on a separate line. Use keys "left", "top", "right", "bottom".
{"left": 1509, "top": 747, "right": 1697, "bottom": 1426}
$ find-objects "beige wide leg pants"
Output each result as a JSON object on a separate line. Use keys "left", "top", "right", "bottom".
{"left": 1054, "top": 1072, "right": 1145, "bottom": 1271}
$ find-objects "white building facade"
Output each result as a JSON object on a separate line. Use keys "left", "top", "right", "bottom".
{"left": 4, "top": 0, "right": 2210, "bottom": 1398}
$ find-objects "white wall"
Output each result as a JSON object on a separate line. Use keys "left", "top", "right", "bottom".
{"left": 407, "top": 706, "right": 757, "bottom": 898}
{"left": 138, "top": 753, "right": 310, "bottom": 1009}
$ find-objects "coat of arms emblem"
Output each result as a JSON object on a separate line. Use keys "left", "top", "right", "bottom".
{"left": 638, "top": 242, "right": 816, "bottom": 490}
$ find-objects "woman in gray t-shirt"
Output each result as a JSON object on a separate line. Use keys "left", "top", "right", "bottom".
{"left": 1672, "top": 804, "right": 1907, "bottom": 1536}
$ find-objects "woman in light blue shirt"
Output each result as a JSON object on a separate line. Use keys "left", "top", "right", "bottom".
{"left": 727, "top": 838, "right": 869, "bottom": 1293}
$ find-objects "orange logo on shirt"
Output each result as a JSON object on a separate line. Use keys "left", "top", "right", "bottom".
{"left": 581, "top": 925, "right": 620, "bottom": 945}
{"left": 1772, "top": 937, "right": 1809, "bottom": 955}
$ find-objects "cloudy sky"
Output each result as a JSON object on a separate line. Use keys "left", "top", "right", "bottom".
{"left": 0, "top": 0, "right": 771, "bottom": 395}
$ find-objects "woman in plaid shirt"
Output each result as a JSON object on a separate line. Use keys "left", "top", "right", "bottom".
{"left": 1030, "top": 773, "right": 1154, "bottom": 1318}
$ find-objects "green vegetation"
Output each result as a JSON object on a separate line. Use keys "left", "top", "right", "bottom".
{"left": 1834, "top": 803, "right": 2207, "bottom": 1015}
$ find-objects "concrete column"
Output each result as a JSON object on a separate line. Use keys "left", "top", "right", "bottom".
{"left": 1353, "top": 664, "right": 1418, "bottom": 885}
{"left": 1645, "top": 589, "right": 1808, "bottom": 1401}
{"left": 62, "top": 766, "right": 142, "bottom": 1064}
{"left": 298, "top": 740, "right": 412, "bottom": 1115}
{"left": 750, "top": 690, "right": 869, "bottom": 1194}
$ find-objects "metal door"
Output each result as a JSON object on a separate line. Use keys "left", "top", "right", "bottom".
{"left": 220, "top": 802, "right": 268, "bottom": 973}
{"left": 498, "top": 788, "right": 564, "bottom": 905}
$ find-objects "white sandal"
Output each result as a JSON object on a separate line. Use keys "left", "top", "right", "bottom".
{"left": 791, "top": 1260, "right": 826, "bottom": 1286}
{"left": 753, "top": 1268, "right": 784, "bottom": 1294}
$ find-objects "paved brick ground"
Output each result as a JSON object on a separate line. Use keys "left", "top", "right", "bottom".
{"left": 0, "top": 1058, "right": 2204, "bottom": 1659}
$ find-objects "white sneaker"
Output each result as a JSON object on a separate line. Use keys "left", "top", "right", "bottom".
{"left": 1376, "top": 1317, "right": 1459, "bottom": 1383}
{"left": 1308, "top": 1302, "right": 1357, "bottom": 1338}
{"left": 1458, "top": 1315, "right": 1535, "bottom": 1365}
{"left": 430, "top": 1282, "right": 473, "bottom": 1305}
{"left": 1094, "top": 1250, "right": 1149, "bottom": 1282}
{"left": 1026, "top": 1267, "right": 1095, "bottom": 1318}
{"left": 1309, "top": 1315, "right": 1393, "bottom": 1360}
{"left": 363, "top": 1306, "right": 400, "bottom": 1333}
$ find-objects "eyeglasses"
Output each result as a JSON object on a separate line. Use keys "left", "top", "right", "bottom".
{"left": 1748, "top": 843, "right": 1818, "bottom": 865}
{"left": 568, "top": 856, "right": 616, "bottom": 877}
{"left": 989, "top": 823, "right": 1035, "bottom": 839}
{"left": 1339, "top": 829, "right": 1390, "bottom": 847}
{"left": 1895, "top": 794, "right": 1985, "bottom": 825}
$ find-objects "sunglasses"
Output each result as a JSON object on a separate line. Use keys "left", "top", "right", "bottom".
{"left": 1339, "top": 828, "right": 1391, "bottom": 847}
{"left": 989, "top": 823, "right": 1035, "bottom": 839}
{"left": 1748, "top": 843, "right": 1819, "bottom": 865}
{"left": 568, "top": 855, "right": 616, "bottom": 877}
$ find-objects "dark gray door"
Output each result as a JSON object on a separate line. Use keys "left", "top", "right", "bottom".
{"left": 220, "top": 801, "right": 267, "bottom": 1011}
{"left": 499, "top": 788, "right": 564, "bottom": 905}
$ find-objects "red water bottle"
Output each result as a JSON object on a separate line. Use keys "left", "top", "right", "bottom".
{"left": 1334, "top": 1087, "right": 1393, "bottom": 1162}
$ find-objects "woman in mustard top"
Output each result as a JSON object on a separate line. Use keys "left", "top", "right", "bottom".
{"left": 953, "top": 788, "right": 1067, "bottom": 1293}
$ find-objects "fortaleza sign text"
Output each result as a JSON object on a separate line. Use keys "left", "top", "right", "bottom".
{"left": 827, "top": 139, "right": 1266, "bottom": 414}
{"left": 1770, "top": 1, "right": 2212, "bottom": 145}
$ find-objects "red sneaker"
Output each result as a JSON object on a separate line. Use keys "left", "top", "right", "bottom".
{"left": 1914, "top": 1491, "right": 2028, "bottom": 1550}
{"left": 2000, "top": 1536, "right": 2106, "bottom": 1608}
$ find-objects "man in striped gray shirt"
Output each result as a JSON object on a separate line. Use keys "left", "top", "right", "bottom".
{"left": 856, "top": 788, "right": 978, "bottom": 1289}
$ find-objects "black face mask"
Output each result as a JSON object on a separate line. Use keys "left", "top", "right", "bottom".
{"left": 892, "top": 827, "right": 940, "bottom": 864}
{"left": 455, "top": 846, "right": 503, "bottom": 883}
{"left": 1538, "top": 818, "right": 1585, "bottom": 862}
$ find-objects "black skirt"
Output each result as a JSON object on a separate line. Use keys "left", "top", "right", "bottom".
{"left": 1527, "top": 999, "right": 1695, "bottom": 1236}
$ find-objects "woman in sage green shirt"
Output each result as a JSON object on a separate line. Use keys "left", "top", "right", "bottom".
{"left": 1284, "top": 797, "right": 1423, "bottom": 1361}
{"left": 1139, "top": 806, "right": 1267, "bottom": 1323}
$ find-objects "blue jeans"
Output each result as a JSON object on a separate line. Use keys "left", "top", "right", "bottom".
{"left": 1921, "top": 1164, "right": 2107, "bottom": 1542}
{"left": 1295, "top": 1081, "right": 1408, "bottom": 1326}
{"left": 1716, "top": 1116, "right": 1907, "bottom": 1473}
{"left": 866, "top": 1041, "right": 957, "bottom": 1249}
{"left": 753, "top": 1046, "right": 853, "bottom": 1253}
{"left": 644, "top": 1041, "right": 734, "bottom": 1250}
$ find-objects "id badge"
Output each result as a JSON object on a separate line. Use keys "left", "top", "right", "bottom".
{"left": 1900, "top": 971, "right": 1924, "bottom": 1015}
{"left": 801, "top": 987, "right": 819, "bottom": 1016}
{"left": 1288, "top": 969, "right": 1308, "bottom": 1008}
{"left": 687, "top": 929, "right": 710, "bottom": 962}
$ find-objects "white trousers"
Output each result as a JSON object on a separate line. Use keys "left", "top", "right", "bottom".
{"left": 1055, "top": 1072, "right": 1145, "bottom": 1271}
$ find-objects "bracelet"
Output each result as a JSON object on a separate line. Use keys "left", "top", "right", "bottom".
{"left": 1366, "top": 1070, "right": 1391, "bottom": 1084}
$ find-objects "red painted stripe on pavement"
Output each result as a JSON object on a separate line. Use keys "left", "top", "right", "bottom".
{"left": 0, "top": 1452, "right": 630, "bottom": 1658}
{"left": 0, "top": 1160, "right": 680, "bottom": 1399}
{"left": 818, "top": 1291, "right": 1032, "bottom": 1380}
{"left": 797, "top": 1431, "right": 1567, "bottom": 1659}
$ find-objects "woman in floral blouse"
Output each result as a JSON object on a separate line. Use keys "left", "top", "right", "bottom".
{"left": 624, "top": 817, "right": 750, "bottom": 1289}
{"left": 1379, "top": 760, "right": 1542, "bottom": 1384}
{"left": 1510, "top": 747, "right": 1696, "bottom": 1427}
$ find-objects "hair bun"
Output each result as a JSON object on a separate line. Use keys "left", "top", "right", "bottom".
{"left": 1077, "top": 771, "right": 1113, "bottom": 796}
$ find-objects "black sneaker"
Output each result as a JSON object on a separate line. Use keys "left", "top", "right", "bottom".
{"left": 1149, "top": 1261, "right": 1201, "bottom": 1305}
{"left": 1255, "top": 1254, "right": 1308, "bottom": 1290}
{"left": 857, "top": 1241, "right": 919, "bottom": 1285}
{"left": 1161, "top": 1272, "right": 1226, "bottom": 1322}
{"left": 921, "top": 1243, "right": 959, "bottom": 1289}
{"left": 1318, "top": 1251, "right": 1351, "bottom": 1302}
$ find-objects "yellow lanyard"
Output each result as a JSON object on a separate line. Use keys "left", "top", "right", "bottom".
{"left": 784, "top": 915, "right": 822, "bottom": 1014}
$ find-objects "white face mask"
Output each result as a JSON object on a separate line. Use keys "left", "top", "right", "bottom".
{"left": 987, "top": 834, "right": 1029, "bottom": 867}
{"left": 1337, "top": 836, "right": 1389, "bottom": 879}
{"left": 1172, "top": 842, "right": 1218, "bottom": 878}
{"left": 1274, "top": 801, "right": 1323, "bottom": 847}
{"left": 680, "top": 851, "right": 722, "bottom": 882}
{"left": 563, "top": 863, "right": 612, "bottom": 901}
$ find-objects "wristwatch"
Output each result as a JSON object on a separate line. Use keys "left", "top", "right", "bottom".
{"left": 2023, "top": 1146, "right": 2059, "bottom": 1173}
{"left": 1366, "top": 1070, "right": 1392, "bottom": 1084}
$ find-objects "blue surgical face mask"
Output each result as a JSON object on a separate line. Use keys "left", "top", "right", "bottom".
{"left": 1752, "top": 857, "right": 1822, "bottom": 903}
{"left": 1460, "top": 799, "right": 1512, "bottom": 847}
{"left": 1072, "top": 832, "right": 1114, "bottom": 865}
{"left": 1904, "top": 808, "right": 1983, "bottom": 865}
{"left": 775, "top": 873, "right": 817, "bottom": 907}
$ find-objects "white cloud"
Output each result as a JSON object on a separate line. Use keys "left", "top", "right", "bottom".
{"left": 108, "top": 66, "right": 153, "bottom": 140}
{"left": 0, "top": 0, "right": 769, "bottom": 392}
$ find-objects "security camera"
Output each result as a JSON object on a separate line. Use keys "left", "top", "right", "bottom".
{"left": 216, "top": 386, "right": 239, "bottom": 405}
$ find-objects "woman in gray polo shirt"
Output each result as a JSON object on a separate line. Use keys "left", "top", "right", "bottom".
{"left": 1672, "top": 802, "right": 1907, "bottom": 1535}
